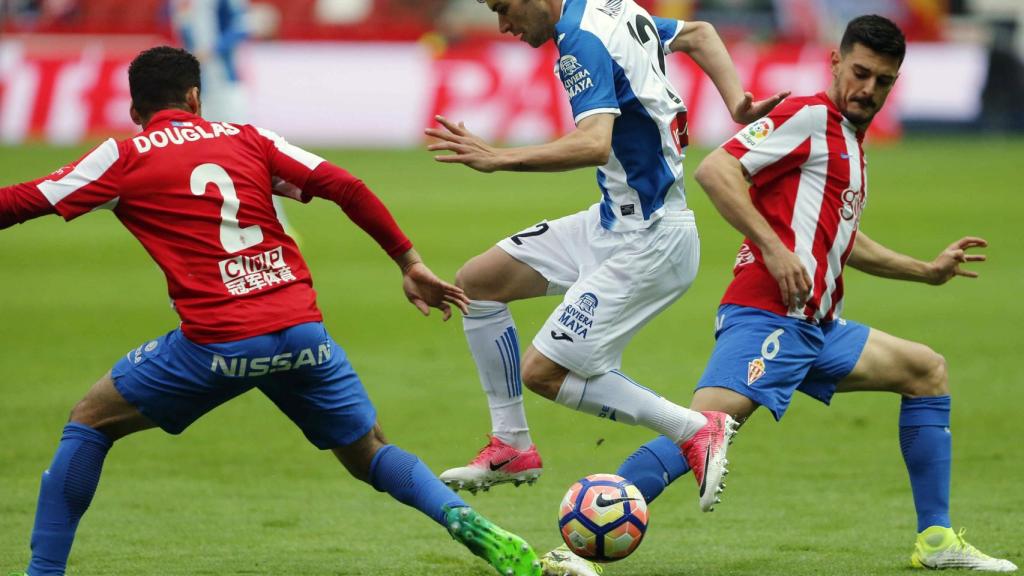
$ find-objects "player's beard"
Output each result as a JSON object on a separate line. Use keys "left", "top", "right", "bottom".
{"left": 842, "top": 97, "right": 878, "bottom": 127}
{"left": 520, "top": 0, "right": 554, "bottom": 47}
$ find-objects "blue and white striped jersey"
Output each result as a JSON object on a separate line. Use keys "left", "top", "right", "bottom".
{"left": 555, "top": 0, "right": 688, "bottom": 231}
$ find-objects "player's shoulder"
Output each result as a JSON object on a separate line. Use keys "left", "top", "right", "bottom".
{"left": 557, "top": 0, "right": 623, "bottom": 41}
{"left": 771, "top": 93, "right": 839, "bottom": 120}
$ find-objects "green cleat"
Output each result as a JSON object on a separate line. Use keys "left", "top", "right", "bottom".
{"left": 445, "top": 506, "right": 542, "bottom": 576}
{"left": 911, "top": 526, "right": 1018, "bottom": 572}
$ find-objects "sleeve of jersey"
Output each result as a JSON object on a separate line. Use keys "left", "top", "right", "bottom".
{"left": 0, "top": 181, "right": 57, "bottom": 229}
{"left": 302, "top": 163, "right": 413, "bottom": 258}
{"left": 653, "top": 17, "right": 683, "bottom": 54}
{"left": 259, "top": 126, "right": 327, "bottom": 193}
{"left": 557, "top": 29, "right": 621, "bottom": 124}
{"left": 722, "top": 101, "right": 812, "bottom": 178}
{"left": 25, "top": 138, "right": 123, "bottom": 222}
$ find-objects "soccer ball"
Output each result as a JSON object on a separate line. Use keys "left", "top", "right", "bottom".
{"left": 558, "top": 473, "right": 649, "bottom": 562}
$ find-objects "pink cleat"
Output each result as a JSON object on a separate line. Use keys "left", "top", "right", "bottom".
{"left": 440, "top": 436, "right": 543, "bottom": 494}
{"left": 680, "top": 411, "right": 738, "bottom": 512}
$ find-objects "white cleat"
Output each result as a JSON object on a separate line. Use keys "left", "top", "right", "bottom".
{"left": 912, "top": 527, "right": 1018, "bottom": 572}
{"left": 540, "top": 545, "right": 603, "bottom": 576}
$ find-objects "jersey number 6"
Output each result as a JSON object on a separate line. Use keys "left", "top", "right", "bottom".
{"left": 190, "top": 163, "right": 264, "bottom": 254}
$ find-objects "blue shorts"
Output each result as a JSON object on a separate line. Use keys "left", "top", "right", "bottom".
{"left": 111, "top": 322, "right": 376, "bottom": 449}
{"left": 695, "top": 304, "right": 870, "bottom": 420}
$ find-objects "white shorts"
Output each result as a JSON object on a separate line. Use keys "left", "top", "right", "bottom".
{"left": 497, "top": 204, "right": 700, "bottom": 377}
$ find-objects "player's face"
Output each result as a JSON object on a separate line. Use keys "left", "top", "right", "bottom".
{"left": 829, "top": 43, "right": 900, "bottom": 128}
{"left": 486, "top": 0, "right": 557, "bottom": 48}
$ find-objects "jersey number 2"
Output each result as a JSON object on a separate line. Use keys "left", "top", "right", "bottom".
{"left": 190, "top": 163, "right": 264, "bottom": 254}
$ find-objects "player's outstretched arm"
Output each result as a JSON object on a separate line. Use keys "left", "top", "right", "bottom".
{"left": 695, "top": 149, "right": 811, "bottom": 309}
{"left": 667, "top": 21, "right": 789, "bottom": 124}
{"left": 286, "top": 161, "right": 471, "bottom": 319}
{"left": 847, "top": 231, "right": 987, "bottom": 285}
{"left": 426, "top": 113, "right": 613, "bottom": 173}
{"left": 394, "top": 248, "right": 470, "bottom": 321}
{"left": 0, "top": 181, "right": 58, "bottom": 230}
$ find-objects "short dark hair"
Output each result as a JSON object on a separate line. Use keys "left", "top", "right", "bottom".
{"left": 840, "top": 15, "right": 906, "bottom": 65}
{"left": 128, "top": 46, "right": 201, "bottom": 117}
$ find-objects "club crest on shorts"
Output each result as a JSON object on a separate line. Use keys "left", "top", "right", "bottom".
{"left": 557, "top": 293, "right": 599, "bottom": 340}
{"left": 577, "top": 293, "right": 599, "bottom": 315}
{"left": 747, "top": 357, "right": 766, "bottom": 385}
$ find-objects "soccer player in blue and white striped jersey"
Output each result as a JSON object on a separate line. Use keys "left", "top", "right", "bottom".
{"left": 427, "top": 0, "right": 787, "bottom": 534}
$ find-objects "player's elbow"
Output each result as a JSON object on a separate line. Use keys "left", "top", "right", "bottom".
{"left": 672, "top": 21, "right": 715, "bottom": 54}
{"left": 694, "top": 153, "right": 724, "bottom": 193}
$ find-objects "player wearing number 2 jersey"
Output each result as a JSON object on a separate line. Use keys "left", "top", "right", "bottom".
{"left": 1, "top": 47, "right": 543, "bottom": 576}
{"left": 427, "top": 0, "right": 787, "bottom": 540}
{"left": 612, "top": 16, "right": 1016, "bottom": 573}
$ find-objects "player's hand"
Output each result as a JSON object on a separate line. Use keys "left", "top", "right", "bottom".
{"left": 762, "top": 244, "right": 812, "bottom": 312}
{"left": 402, "top": 262, "right": 471, "bottom": 321}
{"left": 425, "top": 116, "right": 504, "bottom": 173}
{"left": 926, "top": 237, "right": 987, "bottom": 285}
{"left": 731, "top": 91, "right": 791, "bottom": 125}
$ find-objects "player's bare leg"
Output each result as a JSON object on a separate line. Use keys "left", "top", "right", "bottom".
{"left": 441, "top": 247, "right": 548, "bottom": 493}
{"left": 69, "top": 371, "right": 158, "bottom": 439}
{"left": 20, "top": 372, "right": 155, "bottom": 575}
{"left": 523, "top": 347, "right": 737, "bottom": 512}
{"left": 338, "top": 423, "right": 541, "bottom": 576}
{"left": 331, "top": 423, "right": 389, "bottom": 482}
{"left": 690, "top": 386, "right": 759, "bottom": 424}
{"left": 837, "top": 329, "right": 1016, "bottom": 572}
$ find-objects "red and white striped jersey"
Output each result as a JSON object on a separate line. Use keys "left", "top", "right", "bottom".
{"left": 2, "top": 109, "right": 411, "bottom": 343}
{"left": 720, "top": 93, "right": 867, "bottom": 323}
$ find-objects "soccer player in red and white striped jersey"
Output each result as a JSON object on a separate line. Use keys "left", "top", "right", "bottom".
{"left": 610, "top": 15, "right": 1016, "bottom": 572}
{"left": 1, "top": 47, "right": 543, "bottom": 576}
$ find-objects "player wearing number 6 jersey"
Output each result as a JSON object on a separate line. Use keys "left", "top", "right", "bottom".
{"left": 611, "top": 15, "right": 1016, "bottom": 573}
{"left": 427, "top": 0, "right": 787, "bottom": 528}
{"left": 1, "top": 47, "right": 542, "bottom": 576}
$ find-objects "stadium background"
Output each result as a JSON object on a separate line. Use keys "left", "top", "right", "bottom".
{"left": 1, "top": 1, "right": 1022, "bottom": 574}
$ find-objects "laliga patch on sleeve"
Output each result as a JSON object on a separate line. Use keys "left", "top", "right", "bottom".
{"left": 737, "top": 117, "right": 774, "bottom": 149}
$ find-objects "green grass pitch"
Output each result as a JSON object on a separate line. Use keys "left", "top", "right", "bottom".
{"left": 1, "top": 138, "right": 1022, "bottom": 575}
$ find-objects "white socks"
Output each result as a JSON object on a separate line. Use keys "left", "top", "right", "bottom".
{"left": 555, "top": 370, "right": 707, "bottom": 443}
{"left": 463, "top": 300, "right": 533, "bottom": 450}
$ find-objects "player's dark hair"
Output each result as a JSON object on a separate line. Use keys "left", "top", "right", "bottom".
{"left": 840, "top": 15, "right": 906, "bottom": 65}
{"left": 128, "top": 46, "right": 201, "bottom": 117}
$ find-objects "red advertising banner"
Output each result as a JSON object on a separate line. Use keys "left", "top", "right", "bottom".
{"left": 0, "top": 37, "right": 986, "bottom": 146}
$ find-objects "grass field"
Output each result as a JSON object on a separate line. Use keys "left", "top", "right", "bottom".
{"left": 1, "top": 138, "right": 1023, "bottom": 575}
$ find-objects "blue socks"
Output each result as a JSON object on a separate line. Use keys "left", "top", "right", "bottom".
{"left": 369, "top": 445, "right": 466, "bottom": 526}
{"left": 616, "top": 435, "right": 690, "bottom": 504}
{"left": 900, "top": 395, "right": 952, "bottom": 532}
{"left": 28, "top": 422, "right": 113, "bottom": 576}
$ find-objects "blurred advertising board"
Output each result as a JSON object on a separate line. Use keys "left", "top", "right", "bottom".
{"left": 0, "top": 37, "right": 988, "bottom": 146}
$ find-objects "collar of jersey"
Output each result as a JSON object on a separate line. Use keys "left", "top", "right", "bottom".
{"left": 145, "top": 109, "right": 202, "bottom": 129}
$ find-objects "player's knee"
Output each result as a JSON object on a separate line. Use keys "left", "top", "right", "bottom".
{"left": 333, "top": 430, "right": 386, "bottom": 484}
{"left": 922, "top": 351, "right": 949, "bottom": 396}
{"left": 68, "top": 396, "right": 101, "bottom": 428}
{"left": 455, "top": 262, "right": 497, "bottom": 300}
{"left": 904, "top": 348, "right": 949, "bottom": 398}
{"left": 521, "top": 360, "right": 561, "bottom": 400}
